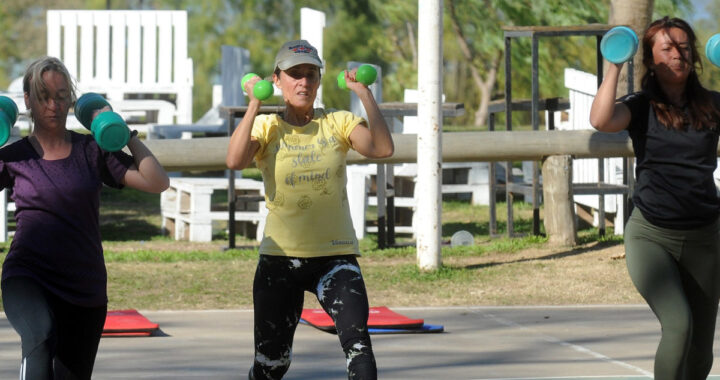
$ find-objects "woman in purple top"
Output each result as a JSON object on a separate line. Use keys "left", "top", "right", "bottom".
{"left": 0, "top": 57, "right": 169, "bottom": 379}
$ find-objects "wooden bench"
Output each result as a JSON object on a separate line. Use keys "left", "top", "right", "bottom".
{"left": 161, "top": 177, "right": 266, "bottom": 242}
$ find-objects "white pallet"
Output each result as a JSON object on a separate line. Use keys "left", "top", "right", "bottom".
{"left": 161, "top": 177, "right": 266, "bottom": 242}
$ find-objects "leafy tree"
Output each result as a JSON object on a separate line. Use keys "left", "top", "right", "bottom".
{"left": 682, "top": 0, "right": 720, "bottom": 91}
{"left": 445, "top": 0, "right": 607, "bottom": 127}
{"left": 0, "top": 1, "right": 104, "bottom": 88}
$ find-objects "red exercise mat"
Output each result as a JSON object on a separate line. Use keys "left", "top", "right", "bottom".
{"left": 301, "top": 306, "right": 424, "bottom": 332}
{"left": 103, "top": 309, "right": 158, "bottom": 337}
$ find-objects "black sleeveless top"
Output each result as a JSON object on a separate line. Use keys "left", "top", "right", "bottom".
{"left": 621, "top": 91, "right": 720, "bottom": 229}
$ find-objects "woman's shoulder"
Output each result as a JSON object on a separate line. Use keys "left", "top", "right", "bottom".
{"left": 68, "top": 130, "right": 99, "bottom": 152}
{"left": 69, "top": 130, "right": 94, "bottom": 142}
{"left": 0, "top": 137, "right": 33, "bottom": 160}
{"left": 256, "top": 112, "right": 280, "bottom": 122}
{"left": 315, "top": 108, "right": 360, "bottom": 124}
{"left": 707, "top": 90, "right": 720, "bottom": 106}
{"left": 319, "top": 108, "right": 351, "bottom": 117}
{"left": 619, "top": 91, "right": 648, "bottom": 104}
{"left": 254, "top": 113, "right": 281, "bottom": 130}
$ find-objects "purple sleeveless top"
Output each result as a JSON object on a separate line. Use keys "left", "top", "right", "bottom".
{"left": 0, "top": 131, "right": 133, "bottom": 306}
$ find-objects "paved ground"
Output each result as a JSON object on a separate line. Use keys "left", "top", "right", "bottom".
{"left": 0, "top": 305, "right": 719, "bottom": 379}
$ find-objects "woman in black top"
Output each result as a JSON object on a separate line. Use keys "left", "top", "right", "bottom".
{"left": 590, "top": 17, "right": 720, "bottom": 379}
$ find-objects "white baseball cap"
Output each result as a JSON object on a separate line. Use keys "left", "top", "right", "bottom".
{"left": 274, "top": 40, "right": 323, "bottom": 70}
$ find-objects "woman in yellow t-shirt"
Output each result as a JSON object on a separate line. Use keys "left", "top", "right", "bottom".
{"left": 227, "top": 40, "right": 393, "bottom": 380}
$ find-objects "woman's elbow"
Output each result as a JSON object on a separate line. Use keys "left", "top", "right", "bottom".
{"left": 158, "top": 177, "right": 170, "bottom": 192}
{"left": 588, "top": 114, "right": 607, "bottom": 131}
{"left": 148, "top": 176, "right": 170, "bottom": 194}
{"left": 226, "top": 156, "right": 246, "bottom": 171}
{"left": 378, "top": 145, "right": 394, "bottom": 158}
{"left": 366, "top": 143, "right": 394, "bottom": 159}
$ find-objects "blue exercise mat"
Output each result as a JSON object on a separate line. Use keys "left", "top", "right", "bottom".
{"left": 299, "top": 319, "right": 445, "bottom": 335}
{"left": 369, "top": 323, "right": 444, "bottom": 334}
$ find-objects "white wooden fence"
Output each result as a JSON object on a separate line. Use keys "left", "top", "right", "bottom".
{"left": 47, "top": 10, "right": 194, "bottom": 124}
{"left": 555, "top": 68, "right": 627, "bottom": 234}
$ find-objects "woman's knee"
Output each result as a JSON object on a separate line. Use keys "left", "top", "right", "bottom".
{"left": 343, "top": 337, "right": 376, "bottom": 380}
{"left": 661, "top": 305, "right": 693, "bottom": 334}
{"left": 3, "top": 299, "right": 56, "bottom": 356}
{"left": 251, "top": 349, "right": 292, "bottom": 380}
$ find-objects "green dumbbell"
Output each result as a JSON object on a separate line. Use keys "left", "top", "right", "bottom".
{"left": 74, "top": 93, "right": 130, "bottom": 152}
{"left": 338, "top": 64, "right": 378, "bottom": 90}
{"left": 0, "top": 96, "right": 18, "bottom": 146}
{"left": 241, "top": 73, "right": 273, "bottom": 101}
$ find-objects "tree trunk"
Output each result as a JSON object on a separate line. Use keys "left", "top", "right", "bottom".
{"left": 608, "top": 0, "right": 654, "bottom": 95}
{"left": 447, "top": 0, "right": 498, "bottom": 128}
{"left": 474, "top": 53, "right": 501, "bottom": 127}
{"left": 542, "top": 155, "right": 577, "bottom": 247}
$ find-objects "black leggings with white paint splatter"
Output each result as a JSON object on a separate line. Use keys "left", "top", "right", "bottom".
{"left": 250, "top": 254, "right": 377, "bottom": 380}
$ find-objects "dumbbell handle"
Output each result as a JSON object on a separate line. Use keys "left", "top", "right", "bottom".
{"left": 75, "top": 93, "right": 113, "bottom": 130}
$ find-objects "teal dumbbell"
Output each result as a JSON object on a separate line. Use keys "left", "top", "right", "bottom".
{"left": 0, "top": 96, "right": 18, "bottom": 146}
{"left": 338, "top": 64, "right": 378, "bottom": 90}
{"left": 74, "top": 93, "right": 130, "bottom": 152}
{"left": 706, "top": 33, "right": 720, "bottom": 67}
{"left": 600, "top": 26, "right": 639, "bottom": 64}
{"left": 241, "top": 73, "right": 273, "bottom": 101}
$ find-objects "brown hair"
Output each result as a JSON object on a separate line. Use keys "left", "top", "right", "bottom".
{"left": 23, "top": 56, "right": 76, "bottom": 107}
{"left": 640, "top": 17, "right": 719, "bottom": 130}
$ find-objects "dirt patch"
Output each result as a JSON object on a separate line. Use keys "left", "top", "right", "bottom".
{"left": 357, "top": 241, "right": 643, "bottom": 307}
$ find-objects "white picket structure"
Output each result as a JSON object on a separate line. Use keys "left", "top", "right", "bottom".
{"left": 46, "top": 10, "right": 194, "bottom": 124}
{"left": 300, "top": 7, "right": 326, "bottom": 108}
{"left": 559, "top": 68, "right": 626, "bottom": 233}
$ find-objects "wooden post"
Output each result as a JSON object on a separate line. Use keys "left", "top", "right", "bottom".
{"left": 142, "top": 129, "right": 637, "bottom": 171}
{"left": 541, "top": 155, "right": 577, "bottom": 247}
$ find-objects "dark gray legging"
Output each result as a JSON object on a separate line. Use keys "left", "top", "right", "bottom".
{"left": 624, "top": 209, "right": 720, "bottom": 379}
{"left": 1, "top": 276, "right": 107, "bottom": 380}
{"left": 250, "top": 254, "right": 376, "bottom": 380}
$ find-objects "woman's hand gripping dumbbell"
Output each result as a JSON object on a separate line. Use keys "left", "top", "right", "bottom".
{"left": 0, "top": 96, "right": 19, "bottom": 146}
{"left": 74, "top": 93, "right": 132, "bottom": 152}
{"left": 241, "top": 73, "right": 274, "bottom": 101}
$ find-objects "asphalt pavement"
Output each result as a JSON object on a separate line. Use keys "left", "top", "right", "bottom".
{"left": 1, "top": 305, "right": 719, "bottom": 379}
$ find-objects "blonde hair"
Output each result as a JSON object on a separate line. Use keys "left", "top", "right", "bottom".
{"left": 23, "top": 56, "right": 77, "bottom": 109}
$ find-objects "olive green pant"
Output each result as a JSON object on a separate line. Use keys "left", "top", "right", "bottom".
{"left": 624, "top": 209, "right": 720, "bottom": 379}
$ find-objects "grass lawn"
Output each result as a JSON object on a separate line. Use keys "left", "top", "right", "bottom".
{"left": 0, "top": 180, "right": 639, "bottom": 311}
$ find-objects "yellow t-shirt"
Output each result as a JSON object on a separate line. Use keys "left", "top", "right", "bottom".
{"left": 251, "top": 109, "right": 364, "bottom": 257}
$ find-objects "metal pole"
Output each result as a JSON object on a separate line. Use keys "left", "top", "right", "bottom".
{"left": 504, "top": 35, "right": 514, "bottom": 237}
{"left": 488, "top": 113, "right": 497, "bottom": 236}
{"left": 376, "top": 164, "right": 387, "bottom": 249}
{"left": 416, "top": 0, "right": 443, "bottom": 270}
{"left": 386, "top": 164, "right": 396, "bottom": 246}
{"left": 227, "top": 115, "right": 236, "bottom": 249}
{"left": 531, "top": 35, "right": 540, "bottom": 236}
